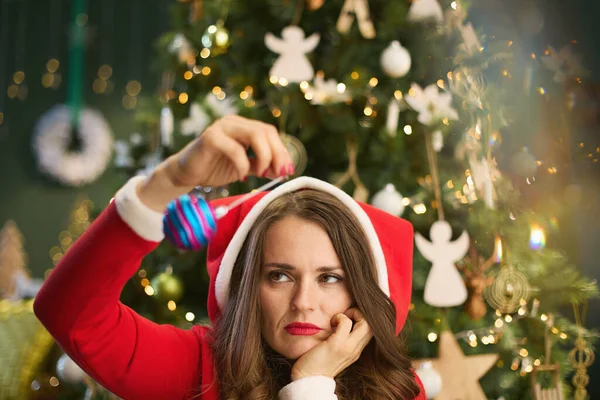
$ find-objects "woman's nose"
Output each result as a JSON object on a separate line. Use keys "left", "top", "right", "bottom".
{"left": 291, "top": 281, "right": 317, "bottom": 312}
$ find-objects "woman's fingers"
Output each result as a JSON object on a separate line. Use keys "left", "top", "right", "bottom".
{"left": 203, "top": 130, "right": 250, "bottom": 181}
{"left": 220, "top": 117, "right": 272, "bottom": 176}
{"left": 221, "top": 116, "right": 291, "bottom": 178}
{"left": 263, "top": 124, "right": 293, "bottom": 178}
{"left": 344, "top": 308, "right": 373, "bottom": 348}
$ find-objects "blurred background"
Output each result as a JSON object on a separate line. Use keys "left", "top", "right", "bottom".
{"left": 0, "top": 0, "right": 599, "bottom": 398}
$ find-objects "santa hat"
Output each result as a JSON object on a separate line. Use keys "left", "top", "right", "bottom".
{"left": 205, "top": 177, "right": 414, "bottom": 334}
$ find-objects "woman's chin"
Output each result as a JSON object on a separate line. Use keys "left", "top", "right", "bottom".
{"left": 278, "top": 337, "right": 320, "bottom": 360}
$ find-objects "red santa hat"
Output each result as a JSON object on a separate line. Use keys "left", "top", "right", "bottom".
{"left": 205, "top": 176, "right": 414, "bottom": 334}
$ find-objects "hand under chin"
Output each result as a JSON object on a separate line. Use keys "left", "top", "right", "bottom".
{"left": 280, "top": 336, "right": 324, "bottom": 360}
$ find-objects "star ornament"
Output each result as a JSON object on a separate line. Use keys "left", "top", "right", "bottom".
{"left": 413, "top": 330, "right": 498, "bottom": 400}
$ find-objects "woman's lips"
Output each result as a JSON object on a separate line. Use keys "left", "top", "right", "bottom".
{"left": 284, "top": 322, "right": 323, "bottom": 336}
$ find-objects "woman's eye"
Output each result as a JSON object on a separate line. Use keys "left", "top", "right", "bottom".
{"left": 269, "top": 271, "right": 291, "bottom": 282}
{"left": 320, "top": 274, "right": 343, "bottom": 284}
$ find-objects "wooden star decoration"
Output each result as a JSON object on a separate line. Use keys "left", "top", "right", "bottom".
{"left": 413, "top": 330, "right": 499, "bottom": 400}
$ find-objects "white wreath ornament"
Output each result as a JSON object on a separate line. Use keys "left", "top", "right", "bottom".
{"left": 33, "top": 105, "right": 113, "bottom": 187}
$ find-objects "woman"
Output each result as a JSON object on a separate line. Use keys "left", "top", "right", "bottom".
{"left": 34, "top": 115, "right": 426, "bottom": 399}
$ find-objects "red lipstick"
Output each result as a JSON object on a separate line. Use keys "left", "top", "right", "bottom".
{"left": 284, "top": 322, "right": 322, "bottom": 336}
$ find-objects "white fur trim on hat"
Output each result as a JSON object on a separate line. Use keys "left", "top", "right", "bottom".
{"left": 215, "top": 176, "right": 389, "bottom": 312}
{"left": 114, "top": 176, "right": 166, "bottom": 243}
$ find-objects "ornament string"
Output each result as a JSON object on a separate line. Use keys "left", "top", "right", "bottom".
{"left": 214, "top": 177, "right": 286, "bottom": 218}
{"left": 572, "top": 301, "right": 587, "bottom": 328}
{"left": 188, "top": 0, "right": 203, "bottom": 23}
{"left": 291, "top": 0, "right": 305, "bottom": 26}
{"left": 220, "top": 0, "right": 231, "bottom": 23}
{"left": 211, "top": 0, "right": 232, "bottom": 30}
{"left": 424, "top": 130, "right": 445, "bottom": 220}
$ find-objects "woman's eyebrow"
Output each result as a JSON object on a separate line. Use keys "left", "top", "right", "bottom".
{"left": 262, "top": 262, "right": 343, "bottom": 273}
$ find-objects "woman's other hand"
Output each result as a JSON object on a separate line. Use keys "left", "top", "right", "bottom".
{"left": 137, "top": 115, "right": 294, "bottom": 212}
{"left": 290, "top": 308, "right": 373, "bottom": 381}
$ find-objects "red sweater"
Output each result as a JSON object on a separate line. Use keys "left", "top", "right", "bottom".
{"left": 34, "top": 181, "right": 427, "bottom": 399}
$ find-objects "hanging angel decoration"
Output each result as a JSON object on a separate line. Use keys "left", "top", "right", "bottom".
{"left": 265, "top": 26, "right": 320, "bottom": 83}
{"left": 416, "top": 220, "right": 470, "bottom": 307}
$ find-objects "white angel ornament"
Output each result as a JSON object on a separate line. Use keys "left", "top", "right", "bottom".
{"left": 408, "top": 0, "right": 444, "bottom": 23}
{"left": 265, "top": 26, "right": 320, "bottom": 83}
{"left": 415, "top": 220, "right": 470, "bottom": 307}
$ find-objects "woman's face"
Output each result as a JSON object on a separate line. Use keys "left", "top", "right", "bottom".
{"left": 259, "top": 216, "right": 353, "bottom": 360}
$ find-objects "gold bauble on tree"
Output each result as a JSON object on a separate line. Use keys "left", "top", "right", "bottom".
{"left": 151, "top": 272, "right": 184, "bottom": 303}
{"left": 280, "top": 133, "right": 307, "bottom": 176}
{"left": 201, "top": 20, "right": 231, "bottom": 56}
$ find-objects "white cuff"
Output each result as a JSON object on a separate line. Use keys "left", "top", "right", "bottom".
{"left": 114, "top": 176, "right": 165, "bottom": 242}
{"left": 278, "top": 376, "right": 337, "bottom": 400}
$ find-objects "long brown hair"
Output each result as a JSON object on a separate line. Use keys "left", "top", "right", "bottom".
{"left": 209, "top": 189, "right": 421, "bottom": 399}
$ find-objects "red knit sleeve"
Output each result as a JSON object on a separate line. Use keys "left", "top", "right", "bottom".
{"left": 34, "top": 202, "right": 204, "bottom": 400}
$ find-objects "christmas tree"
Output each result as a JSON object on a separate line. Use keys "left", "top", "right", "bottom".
{"left": 72, "top": 0, "right": 600, "bottom": 398}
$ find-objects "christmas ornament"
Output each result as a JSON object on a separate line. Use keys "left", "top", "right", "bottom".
{"left": 280, "top": 133, "right": 307, "bottom": 176}
{"left": 509, "top": 147, "right": 538, "bottom": 178}
{"left": 380, "top": 41, "right": 411, "bottom": 78}
{"left": 532, "top": 314, "right": 564, "bottom": 400}
{"left": 386, "top": 99, "right": 402, "bottom": 136}
{"left": 160, "top": 106, "right": 174, "bottom": 147}
{"left": 404, "top": 83, "right": 458, "bottom": 127}
{"left": 334, "top": 138, "right": 369, "bottom": 202}
{"left": 181, "top": 92, "right": 238, "bottom": 136}
{"left": 484, "top": 263, "right": 530, "bottom": 314}
{"left": 336, "top": 0, "right": 376, "bottom": 39}
{"left": 32, "top": 105, "right": 113, "bottom": 187}
{"left": 414, "top": 361, "right": 442, "bottom": 399}
{"left": 0, "top": 300, "right": 54, "bottom": 399}
{"left": 457, "top": 240, "right": 497, "bottom": 320}
{"left": 371, "top": 184, "right": 405, "bottom": 217}
{"left": 408, "top": 0, "right": 444, "bottom": 23}
{"left": 265, "top": 26, "right": 320, "bottom": 83}
{"left": 416, "top": 220, "right": 469, "bottom": 307}
{"left": 569, "top": 302, "right": 594, "bottom": 400}
{"left": 56, "top": 353, "right": 87, "bottom": 384}
{"left": 151, "top": 272, "right": 184, "bottom": 302}
{"left": 412, "top": 331, "right": 498, "bottom": 400}
{"left": 432, "top": 130, "right": 443, "bottom": 152}
{"left": 164, "top": 178, "right": 286, "bottom": 251}
{"left": 541, "top": 45, "right": 588, "bottom": 83}
{"left": 304, "top": 75, "right": 351, "bottom": 105}
{"left": 181, "top": 104, "right": 210, "bottom": 137}
{"left": 201, "top": 20, "right": 231, "bottom": 55}
{"left": 168, "top": 33, "right": 196, "bottom": 64}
